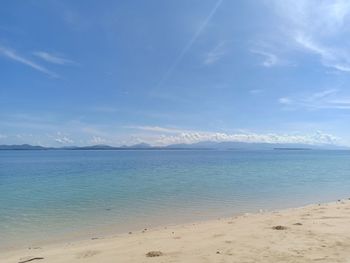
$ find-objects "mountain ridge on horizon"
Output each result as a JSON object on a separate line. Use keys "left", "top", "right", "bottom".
{"left": 0, "top": 141, "right": 348, "bottom": 150}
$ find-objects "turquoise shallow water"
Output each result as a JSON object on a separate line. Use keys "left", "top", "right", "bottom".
{"left": 0, "top": 150, "right": 350, "bottom": 249}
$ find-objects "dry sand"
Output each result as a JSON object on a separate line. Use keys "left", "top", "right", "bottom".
{"left": 2, "top": 199, "right": 350, "bottom": 263}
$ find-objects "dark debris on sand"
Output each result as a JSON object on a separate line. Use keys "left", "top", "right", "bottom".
{"left": 293, "top": 222, "right": 303, "bottom": 226}
{"left": 272, "top": 225, "right": 288, "bottom": 230}
{"left": 146, "top": 251, "right": 163, "bottom": 257}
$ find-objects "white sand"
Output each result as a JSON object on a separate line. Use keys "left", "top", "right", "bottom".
{"left": 2, "top": 199, "right": 350, "bottom": 263}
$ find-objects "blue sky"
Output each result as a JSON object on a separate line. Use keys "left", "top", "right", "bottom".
{"left": 1, "top": 0, "right": 350, "bottom": 146}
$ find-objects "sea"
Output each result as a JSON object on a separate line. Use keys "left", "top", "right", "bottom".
{"left": 1, "top": 149, "right": 349, "bottom": 249}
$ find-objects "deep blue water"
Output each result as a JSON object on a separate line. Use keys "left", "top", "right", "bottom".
{"left": 0, "top": 150, "right": 350, "bottom": 248}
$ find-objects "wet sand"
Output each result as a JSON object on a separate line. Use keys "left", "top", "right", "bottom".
{"left": 2, "top": 199, "right": 350, "bottom": 263}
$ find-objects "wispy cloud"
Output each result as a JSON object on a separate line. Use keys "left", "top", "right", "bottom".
{"left": 278, "top": 89, "right": 350, "bottom": 110}
{"left": 33, "top": 51, "right": 75, "bottom": 65}
{"left": 156, "top": 0, "right": 224, "bottom": 88}
{"left": 249, "top": 89, "right": 263, "bottom": 95}
{"left": 295, "top": 34, "right": 350, "bottom": 72}
{"left": 278, "top": 97, "right": 293, "bottom": 105}
{"left": 0, "top": 46, "right": 58, "bottom": 78}
{"left": 270, "top": 0, "right": 350, "bottom": 36}
{"left": 250, "top": 49, "right": 279, "bottom": 67}
{"left": 204, "top": 42, "right": 227, "bottom": 65}
{"left": 269, "top": 0, "right": 350, "bottom": 73}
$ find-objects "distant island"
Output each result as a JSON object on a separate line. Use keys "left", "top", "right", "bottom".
{"left": 273, "top": 148, "right": 312, "bottom": 151}
{"left": 0, "top": 142, "right": 348, "bottom": 151}
{"left": 0, "top": 143, "right": 210, "bottom": 151}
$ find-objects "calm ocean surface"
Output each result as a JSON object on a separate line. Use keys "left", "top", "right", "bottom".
{"left": 1, "top": 150, "right": 350, "bottom": 249}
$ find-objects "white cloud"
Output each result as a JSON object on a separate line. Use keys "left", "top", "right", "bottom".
{"left": 33, "top": 51, "right": 75, "bottom": 65}
{"left": 278, "top": 97, "right": 293, "bottom": 105}
{"left": 55, "top": 137, "right": 73, "bottom": 144}
{"left": 0, "top": 46, "right": 58, "bottom": 77}
{"left": 126, "top": 126, "right": 340, "bottom": 146}
{"left": 90, "top": 136, "right": 106, "bottom": 144}
{"left": 278, "top": 89, "right": 350, "bottom": 110}
{"left": 250, "top": 49, "right": 279, "bottom": 67}
{"left": 148, "top": 131, "right": 338, "bottom": 146}
{"left": 204, "top": 42, "right": 227, "bottom": 65}
{"left": 126, "top": 126, "right": 188, "bottom": 134}
{"left": 269, "top": 0, "right": 350, "bottom": 73}
{"left": 54, "top": 132, "right": 74, "bottom": 144}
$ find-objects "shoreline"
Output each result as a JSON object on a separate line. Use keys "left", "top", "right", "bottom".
{"left": 2, "top": 198, "right": 350, "bottom": 262}
{"left": 0, "top": 196, "right": 342, "bottom": 251}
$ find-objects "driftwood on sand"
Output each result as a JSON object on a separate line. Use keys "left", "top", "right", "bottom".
{"left": 18, "top": 257, "right": 44, "bottom": 263}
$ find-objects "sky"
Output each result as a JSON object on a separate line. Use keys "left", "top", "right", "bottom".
{"left": 1, "top": 0, "right": 350, "bottom": 147}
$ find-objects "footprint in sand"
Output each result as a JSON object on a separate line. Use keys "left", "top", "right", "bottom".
{"left": 76, "top": 250, "right": 101, "bottom": 259}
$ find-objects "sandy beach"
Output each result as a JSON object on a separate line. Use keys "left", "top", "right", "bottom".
{"left": 2, "top": 199, "right": 350, "bottom": 263}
